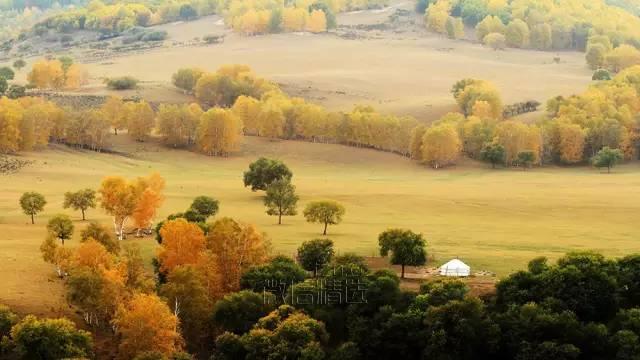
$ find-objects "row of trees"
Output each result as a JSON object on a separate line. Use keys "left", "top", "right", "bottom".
{"left": 224, "top": 0, "right": 388, "bottom": 35}
{"left": 38, "top": 0, "right": 219, "bottom": 34}
{"left": 420, "top": 0, "right": 640, "bottom": 68}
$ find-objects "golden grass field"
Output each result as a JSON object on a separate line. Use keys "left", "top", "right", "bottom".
{"left": 2, "top": 135, "right": 640, "bottom": 316}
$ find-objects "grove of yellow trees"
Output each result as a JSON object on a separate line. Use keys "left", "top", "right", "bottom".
{"left": 421, "top": 0, "right": 640, "bottom": 69}
{"left": 27, "top": 59, "right": 88, "bottom": 90}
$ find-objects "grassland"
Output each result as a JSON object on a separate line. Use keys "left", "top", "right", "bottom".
{"left": 2, "top": 136, "right": 640, "bottom": 316}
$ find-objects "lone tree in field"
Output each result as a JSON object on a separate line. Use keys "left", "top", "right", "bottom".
{"left": 47, "top": 214, "right": 74, "bottom": 246}
{"left": 189, "top": 195, "right": 219, "bottom": 221}
{"left": 20, "top": 192, "right": 46, "bottom": 224}
{"left": 303, "top": 200, "right": 345, "bottom": 235}
{"left": 517, "top": 151, "right": 535, "bottom": 170}
{"left": 63, "top": 189, "right": 97, "bottom": 220}
{"left": 12, "top": 59, "right": 26, "bottom": 71}
{"left": 297, "top": 238, "right": 334, "bottom": 277}
{"left": 378, "top": 229, "right": 427, "bottom": 279}
{"left": 243, "top": 158, "right": 292, "bottom": 192}
{"left": 592, "top": 147, "right": 624, "bottom": 173}
{"left": 264, "top": 179, "right": 298, "bottom": 225}
{"left": 480, "top": 142, "right": 505, "bottom": 168}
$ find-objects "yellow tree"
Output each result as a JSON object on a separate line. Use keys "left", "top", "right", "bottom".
{"left": 425, "top": 0, "right": 450, "bottom": 34}
{"left": 73, "top": 238, "right": 115, "bottom": 271}
{"left": 113, "top": 293, "right": 183, "bottom": 359}
{"left": 125, "top": 101, "right": 155, "bottom": 142}
{"left": 232, "top": 95, "right": 261, "bottom": 135}
{"left": 132, "top": 188, "right": 164, "bottom": 237}
{"left": 420, "top": 123, "right": 462, "bottom": 168}
{"left": 257, "top": 102, "right": 285, "bottom": 139}
{"left": 98, "top": 176, "right": 136, "bottom": 240}
{"left": 101, "top": 96, "right": 126, "bottom": 135}
{"left": 157, "top": 219, "right": 206, "bottom": 274}
{"left": 282, "top": 7, "right": 307, "bottom": 32}
{"left": 197, "top": 108, "right": 243, "bottom": 156}
{"left": 64, "top": 64, "right": 89, "bottom": 89}
{"left": 156, "top": 104, "right": 185, "bottom": 147}
{"left": 556, "top": 122, "right": 585, "bottom": 164}
{"left": 606, "top": 45, "right": 640, "bottom": 72}
{"left": 476, "top": 15, "right": 505, "bottom": 41}
{"left": 306, "top": 9, "right": 327, "bottom": 33}
{"left": 0, "top": 98, "right": 22, "bottom": 153}
{"left": 27, "top": 59, "right": 65, "bottom": 89}
{"left": 494, "top": 120, "right": 541, "bottom": 166}
{"left": 205, "top": 217, "right": 270, "bottom": 293}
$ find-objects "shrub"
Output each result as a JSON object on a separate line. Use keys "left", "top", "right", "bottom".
{"left": 592, "top": 68, "right": 612, "bottom": 81}
{"left": 105, "top": 76, "right": 139, "bottom": 90}
{"left": 141, "top": 31, "right": 168, "bottom": 42}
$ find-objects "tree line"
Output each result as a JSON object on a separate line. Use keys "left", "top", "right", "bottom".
{"left": 2, "top": 63, "right": 637, "bottom": 171}
{"left": 36, "top": 0, "right": 219, "bottom": 35}
{"left": 420, "top": 0, "right": 640, "bottom": 70}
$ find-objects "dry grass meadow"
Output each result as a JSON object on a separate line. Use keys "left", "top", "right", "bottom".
{"left": 2, "top": 135, "right": 640, "bottom": 316}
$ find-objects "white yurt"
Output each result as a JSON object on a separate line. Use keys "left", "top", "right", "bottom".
{"left": 439, "top": 259, "right": 471, "bottom": 277}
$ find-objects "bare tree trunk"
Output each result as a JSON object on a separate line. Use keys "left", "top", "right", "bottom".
{"left": 31, "top": 213, "right": 34, "bottom": 224}
{"left": 323, "top": 222, "right": 328, "bottom": 235}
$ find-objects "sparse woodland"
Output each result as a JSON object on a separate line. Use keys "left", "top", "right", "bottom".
{"left": 1, "top": 1, "right": 640, "bottom": 359}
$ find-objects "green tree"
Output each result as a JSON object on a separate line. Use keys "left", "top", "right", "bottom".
{"left": 10, "top": 315, "right": 93, "bottom": 359}
{"left": 6, "top": 84, "right": 26, "bottom": 99}
{"left": 517, "top": 150, "right": 535, "bottom": 170}
{"left": 0, "top": 304, "right": 17, "bottom": 340}
{"left": 264, "top": 179, "right": 298, "bottom": 225}
{"left": 243, "top": 157, "right": 292, "bottom": 191}
{"left": 47, "top": 214, "right": 74, "bottom": 246}
{"left": 0, "top": 77, "right": 6, "bottom": 95}
{"left": 63, "top": 188, "right": 96, "bottom": 220}
{"left": 19, "top": 192, "right": 46, "bottom": 224}
{"left": 480, "top": 142, "right": 506, "bottom": 168}
{"left": 214, "top": 305, "right": 328, "bottom": 359}
{"left": 586, "top": 43, "right": 607, "bottom": 70}
{"left": 179, "top": 4, "right": 198, "bottom": 20}
{"left": 189, "top": 195, "right": 219, "bottom": 221}
{"left": 297, "top": 238, "right": 334, "bottom": 277}
{"left": 0, "top": 66, "right": 14, "bottom": 80}
{"left": 172, "top": 68, "right": 204, "bottom": 93}
{"left": 240, "top": 255, "right": 307, "bottom": 294}
{"left": 212, "top": 290, "right": 276, "bottom": 334}
{"left": 160, "top": 265, "right": 211, "bottom": 349}
{"left": 303, "top": 200, "right": 345, "bottom": 235}
{"left": 12, "top": 59, "right": 26, "bottom": 71}
{"left": 80, "top": 221, "right": 119, "bottom": 254}
{"left": 592, "top": 68, "right": 612, "bottom": 80}
{"left": 592, "top": 146, "right": 624, "bottom": 173}
{"left": 378, "top": 228, "right": 427, "bottom": 278}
